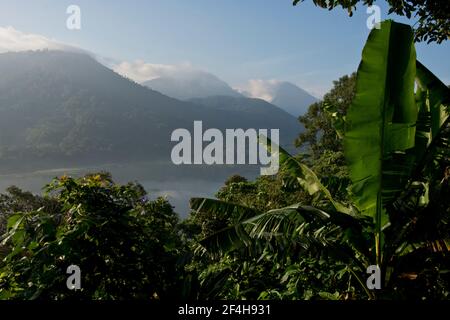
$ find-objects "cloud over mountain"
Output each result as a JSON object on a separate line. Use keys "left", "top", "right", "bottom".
{"left": 113, "top": 60, "right": 200, "bottom": 83}
{"left": 235, "top": 79, "right": 278, "bottom": 101}
{"left": 112, "top": 59, "right": 241, "bottom": 100}
{"left": 0, "top": 50, "right": 302, "bottom": 169}
{"left": 0, "top": 27, "right": 316, "bottom": 115}
{"left": 237, "top": 79, "right": 318, "bottom": 116}
{"left": 0, "top": 26, "right": 84, "bottom": 54}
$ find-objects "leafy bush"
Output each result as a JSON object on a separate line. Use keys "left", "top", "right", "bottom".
{"left": 0, "top": 173, "right": 185, "bottom": 300}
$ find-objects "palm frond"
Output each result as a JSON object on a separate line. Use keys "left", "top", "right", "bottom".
{"left": 396, "top": 238, "right": 450, "bottom": 257}
{"left": 259, "top": 134, "right": 353, "bottom": 215}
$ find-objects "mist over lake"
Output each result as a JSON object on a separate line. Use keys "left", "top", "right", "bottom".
{"left": 0, "top": 162, "right": 260, "bottom": 218}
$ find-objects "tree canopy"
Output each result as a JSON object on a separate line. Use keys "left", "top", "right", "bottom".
{"left": 293, "top": 0, "right": 450, "bottom": 43}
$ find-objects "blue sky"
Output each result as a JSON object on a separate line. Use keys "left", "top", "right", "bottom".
{"left": 0, "top": 0, "right": 448, "bottom": 97}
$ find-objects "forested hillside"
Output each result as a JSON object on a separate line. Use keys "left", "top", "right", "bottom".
{"left": 0, "top": 51, "right": 301, "bottom": 171}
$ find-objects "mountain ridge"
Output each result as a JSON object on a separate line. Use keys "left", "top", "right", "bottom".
{"left": 239, "top": 80, "right": 318, "bottom": 117}
{"left": 0, "top": 50, "right": 302, "bottom": 171}
{"left": 142, "top": 71, "right": 242, "bottom": 100}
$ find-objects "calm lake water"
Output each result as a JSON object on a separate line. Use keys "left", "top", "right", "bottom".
{"left": 0, "top": 162, "right": 259, "bottom": 218}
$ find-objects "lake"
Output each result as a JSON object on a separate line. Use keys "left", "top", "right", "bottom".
{"left": 0, "top": 162, "right": 260, "bottom": 218}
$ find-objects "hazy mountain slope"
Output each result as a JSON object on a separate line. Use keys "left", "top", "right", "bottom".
{"left": 0, "top": 51, "right": 302, "bottom": 171}
{"left": 0, "top": 50, "right": 196, "bottom": 166}
{"left": 142, "top": 71, "right": 242, "bottom": 100}
{"left": 240, "top": 81, "right": 318, "bottom": 117}
{"left": 270, "top": 82, "right": 318, "bottom": 117}
{"left": 189, "top": 95, "right": 300, "bottom": 151}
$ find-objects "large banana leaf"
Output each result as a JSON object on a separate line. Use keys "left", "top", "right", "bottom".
{"left": 194, "top": 198, "right": 370, "bottom": 257}
{"left": 416, "top": 61, "right": 449, "bottom": 140}
{"left": 413, "top": 61, "right": 450, "bottom": 174}
{"left": 190, "top": 198, "right": 259, "bottom": 223}
{"left": 344, "top": 21, "right": 417, "bottom": 235}
{"left": 260, "top": 135, "right": 352, "bottom": 215}
{"left": 395, "top": 239, "right": 450, "bottom": 257}
{"left": 190, "top": 198, "right": 261, "bottom": 254}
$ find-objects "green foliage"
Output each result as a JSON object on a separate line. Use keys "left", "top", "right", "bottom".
{"left": 1, "top": 19, "right": 448, "bottom": 302}
{"left": 189, "top": 20, "right": 450, "bottom": 300}
{"left": 344, "top": 21, "right": 417, "bottom": 264}
{"left": 296, "top": 73, "right": 356, "bottom": 156}
{"left": 293, "top": 0, "right": 450, "bottom": 44}
{"left": 217, "top": 174, "right": 311, "bottom": 212}
{"left": 190, "top": 147, "right": 373, "bottom": 299}
{"left": 296, "top": 73, "right": 355, "bottom": 189}
{"left": 0, "top": 173, "right": 184, "bottom": 300}
{"left": 0, "top": 186, "right": 58, "bottom": 236}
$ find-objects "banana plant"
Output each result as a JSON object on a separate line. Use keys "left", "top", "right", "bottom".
{"left": 191, "top": 143, "right": 375, "bottom": 298}
{"left": 344, "top": 20, "right": 449, "bottom": 266}
{"left": 190, "top": 20, "right": 449, "bottom": 298}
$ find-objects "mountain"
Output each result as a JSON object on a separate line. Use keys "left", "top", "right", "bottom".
{"left": 142, "top": 70, "right": 316, "bottom": 117}
{"left": 271, "top": 82, "right": 318, "bottom": 117}
{"left": 142, "top": 70, "right": 242, "bottom": 100}
{"left": 240, "top": 81, "right": 318, "bottom": 117}
{"left": 189, "top": 95, "right": 300, "bottom": 152}
{"left": 0, "top": 50, "right": 302, "bottom": 172}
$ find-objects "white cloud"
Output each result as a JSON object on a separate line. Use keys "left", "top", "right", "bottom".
{"left": 0, "top": 26, "right": 328, "bottom": 97}
{"left": 0, "top": 26, "right": 84, "bottom": 54}
{"left": 112, "top": 60, "right": 206, "bottom": 83}
{"left": 235, "top": 79, "right": 283, "bottom": 102}
{"left": 0, "top": 26, "right": 211, "bottom": 85}
{"left": 236, "top": 79, "right": 324, "bottom": 100}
